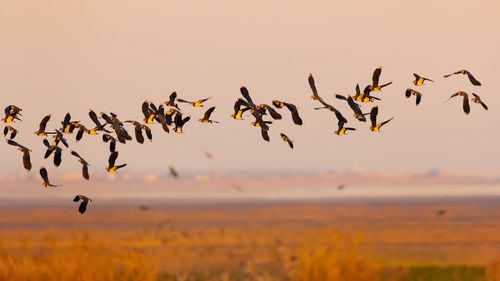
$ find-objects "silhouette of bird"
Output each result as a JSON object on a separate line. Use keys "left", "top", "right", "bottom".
{"left": 199, "top": 106, "right": 219, "bottom": 124}
{"left": 6, "top": 139, "right": 32, "bottom": 171}
{"left": 445, "top": 91, "right": 470, "bottom": 115}
{"left": 178, "top": 97, "right": 212, "bottom": 107}
{"left": 71, "top": 150, "right": 90, "bottom": 180}
{"left": 280, "top": 133, "right": 294, "bottom": 149}
{"left": 471, "top": 93, "right": 488, "bottom": 110}
{"left": 173, "top": 112, "right": 191, "bottom": 133}
{"left": 125, "top": 121, "right": 145, "bottom": 144}
{"left": 105, "top": 151, "right": 127, "bottom": 173}
{"left": 42, "top": 138, "right": 62, "bottom": 167}
{"left": 308, "top": 73, "right": 322, "bottom": 100}
{"left": 34, "top": 114, "right": 52, "bottom": 136}
{"left": 444, "top": 70, "right": 481, "bottom": 86}
{"left": 369, "top": 106, "right": 394, "bottom": 132}
{"left": 165, "top": 92, "right": 180, "bottom": 109}
{"left": 367, "top": 67, "right": 392, "bottom": 92}
{"left": 345, "top": 96, "right": 367, "bottom": 122}
{"left": 3, "top": 125, "right": 17, "bottom": 139}
{"left": 73, "top": 195, "right": 92, "bottom": 214}
{"left": 39, "top": 167, "right": 59, "bottom": 188}
{"left": 231, "top": 99, "right": 251, "bottom": 120}
{"left": 413, "top": 73, "right": 434, "bottom": 86}
{"left": 102, "top": 133, "right": 117, "bottom": 152}
{"left": 2, "top": 105, "right": 22, "bottom": 123}
{"left": 272, "top": 100, "right": 303, "bottom": 125}
{"left": 405, "top": 89, "right": 422, "bottom": 105}
{"left": 169, "top": 166, "right": 179, "bottom": 178}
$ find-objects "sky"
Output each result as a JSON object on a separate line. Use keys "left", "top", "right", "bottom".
{"left": 1, "top": 0, "right": 500, "bottom": 176}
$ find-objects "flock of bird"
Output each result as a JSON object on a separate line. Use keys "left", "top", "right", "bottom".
{"left": 2, "top": 67, "right": 488, "bottom": 214}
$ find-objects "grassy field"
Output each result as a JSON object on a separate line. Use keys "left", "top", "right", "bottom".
{"left": 1, "top": 198, "right": 500, "bottom": 280}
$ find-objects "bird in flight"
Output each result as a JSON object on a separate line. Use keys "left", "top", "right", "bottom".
{"left": 413, "top": 73, "right": 434, "bottom": 86}
{"left": 73, "top": 195, "right": 92, "bottom": 214}
{"left": 280, "top": 133, "right": 294, "bottom": 149}
{"left": 40, "top": 167, "right": 60, "bottom": 188}
{"left": 471, "top": 93, "right": 488, "bottom": 110}
{"left": 445, "top": 91, "right": 470, "bottom": 115}
{"left": 6, "top": 139, "right": 32, "bottom": 171}
{"left": 308, "top": 73, "right": 322, "bottom": 101}
{"left": 444, "top": 70, "right": 481, "bottom": 86}
{"left": 34, "top": 114, "right": 52, "bottom": 136}
{"left": 178, "top": 97, "right": 212, "bottom": 107}
{"left": 405, "top": 89, "right": 422, "bottom": 106}
{"left": 2, "top": 105, "right": 22, "bottom": 123}
{"left": 105, "top": 151, "right": 127, "bottom": 173}
{"left": 199, "top": 106, "right": 219, "bottom": 124}
{"left": 369, "top": 106, "right": 394, "bottom": 132}
{"left": 3, "top": 125, "right": 17, "bottom": 139}
{"left": 71, "top": 150, "right": 90, "bottom": 180}
{"left": 367, "top": 66, "right": 392, "bottom": 92}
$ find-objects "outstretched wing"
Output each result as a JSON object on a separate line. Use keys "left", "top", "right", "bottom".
{"left": 466, "top": 72, "right": 481, "bottom": 86}
{"left": 370, "top": 106, "right": 378, "bottom": 128}
{"left": 203, "top": 106, "right": 216, "bottom": 120}
{"left": 40, "top": 167, "right": 50, "bottom": 184}
{"left": 372, "top": 67, "right": 382, "bottom": 87}
{"left": 108, "top": 151, "right": 118, "bottom": 168}
{"left": 308, "top": 73, "right": 320, "bottom": 99}
{"left": 462, "top": 94, "right": 470, "bottom": 114}
{"left": 240, "top": 87, "right": 256, "bottom": 108}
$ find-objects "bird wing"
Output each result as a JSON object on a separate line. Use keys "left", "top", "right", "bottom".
{"left": 261, "top": 128, "right": 270, "bottom": 142}
{"left": 416, "top": 93, "right": 422, "bottom": 105}
{"left": 141, "top": 101, "right": 151, "bottom": 119}
{"left": 203, "top": 106, "right": 216, "bottom": 120}
{"left": 356, "top": 84, "right": 361, "bottom": 95}
{"left": 266, "top": 105, "right": 282, "bottom": 120}
{"left": 462, "top": 94, "right": 470, "bottom": 114}
{"left": 23, "top": 150, "right": 32, "bottom": 171}
{"left": 40, "top": 168, "right": 50, "bottom": 184}
{"left": 372, "top": 67, "right": 382, "bottom": 87}
{"left": 108, "top": 151, "right": 118, "bottom": 168}
{"left": 405, "top": 89, "right": 412, "bottom": 98}
{"left": 370, "top": 106, "right": 378, "bottom": 128}
{"left": 240, "top": 87, "right": 256, "bottom": 108}
{"left": 38, "top": 114, "right": 51, "bottom": 132}
{"left": 466, "top": 72, "right": 481, "bottom": 86}
{"left": 308, "top": 74, "right": 320, "bottom": 99}
{"left": 88, "top": 110, "right": 102, "bottom": 127}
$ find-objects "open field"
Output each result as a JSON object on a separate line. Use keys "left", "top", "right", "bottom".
{"left": 1, "top": 197, "right": 500, "bottom": 281}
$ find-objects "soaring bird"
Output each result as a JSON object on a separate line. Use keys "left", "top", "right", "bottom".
{"left": 43, "top": 139, "right": 62, "bottom": 167}
{"left": 308, "top": 73, "right": 322, "bottom": 100}
{"left": 2, "top": 105, "right": 22, "bottom": 123}
{"left": 471, "top": 93, "right": 488, "bottom": 110}
{"left": 346, "top": 96, "right": 367, "bottom": 122}
{"left": 369, "top": 106, "right": 394, "bottom": 132}
{"left": 3, "top": 125, "right": 17, "bottom": 139}
{"left": 444, "top": 70, "right": 481, "bottom": 86}
{"left": 73, "top": 195, "right": 92, "bottom": 214}
{"left": 178, "top": 97, "right": 212, "bottom": 107}
{"left": 445, "top": 91, "right": 470, "bottom": 115}
{"left": 105, "top": 151, "right": 127, "bottom": 173}
{"left": 231, "top": 99, "right": 251, "bottom": 120}
{"left": 6, "top": 139, "right": 32, "bottom": 171}
{"left": 199, "top": 106, "right": 219, "bottom": 124}
{"left": 125, "top": 121, "right": 145, "bottom": 144}
{"left": 169, "top": 166, "right": 179, "bottom": 178}
{"left": 165, "top": 92, "right": 180, "bottom": 109}
{"left": 405, "top": 89, "right": 422, "bottom": 106}
{"left": 367, "top": 67, "right": 393, "bottom": 92}
{"left": 280, "top": 133, "right": 294, "bottom": 149}
{"left": 34, "top": 114, "right": 52, "bottom": 136}
{"left": 272, "top": 100, "right": 303, "bottom": 125}
{"left": 40, "top": 167, "right": 60, "bottom": 188}
{"left": 174, "top": 112, "right": 191, "bottom": 133}
{"left": 102, "top": 133, "right": 117, "bottom": 152}
{"left": 413, "top": 73, "right": 434, "bottom": 86}
{"left": 87, "top": 109, "right": 110, "bottom": 135}
{"left": 71, "top": 151, "right": 90, "bottom": 180}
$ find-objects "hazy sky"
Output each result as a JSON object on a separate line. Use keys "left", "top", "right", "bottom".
{"left": 1, "top": 0, "right": 500, "bottom": 175}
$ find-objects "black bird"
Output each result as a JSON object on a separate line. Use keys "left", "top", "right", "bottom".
{"left": 178, "top": 96, "right": 212, "bottom": 107}
{"left": 102, "top": 133, "right": 117, "bottom": 152}
{"left": 231, "top": 98, "right": 251, "bottom": 120}
{"left": 6, "top": 139, "right": 32, "bottom": 171}
{"left": 125, "top": 121, "right": 145, "bottom": 144}
{"left": 308, "top": 73, "right": 321, "bottom": 101}
{"left": 334, "top": 120, "right": 356, "bottom": 136}
{"left": 405, "top": 89, "right": 422, "bottom": 106}
{"left": 40, "top": 167, "right": 60, "bottom": 188}
{"left": 52, "top": 129, "right": 69, "bottom": 148}
{"left": 471, "top": 93, "right": 488, "bottom": 110}
{"left": 444, "top": 70, "right": 481, "bottom": 86}
{"left": 272, "top": 100, "right": 303, "bottom": 125}
{"left": 73, "top": 195, "right": 92, "bottom": 214}
{"left": 71, "top": 151, "right": 90, "bottom": 180}
{"left": 174, "top": 112, "right": 191, "bottom": 133}
{"left": 105, "top": 151, "right": 127, "bottom": 173}
{"left": 367, "top": 66, "right": 392, "bottom": 92}
{"left": 142, "top": 101, "right": 157, "bottom": 124}
{"left": 43, "top": 138, "right": 62, "bottom": 167}
{"left": 165, "top": 92, "right": 180, "bottom": 109}
{"left": 199, "top": 106, "right": 219, "bottom": 124}
{"left": 87, "top": 109, "right": 110, "bottom": 135}
{"left": 445, "top": 91, "right": 470, "bottom": 115}
{"left": 413, "top": 73, "right": 434, "bottom": 86}
{"left": 240, "top": 87, "right": 257, "bottom": 109}
{"left": 346, "top": 96, "right": 367, "bottom": 122}
{"left": 34, "top": 114, "right": 52, "bottom": 136}
{"left": 280, "top": 133, "right": 294, "bottom": 149}
{"left": 2, "top": 105, "right": 22, "bottom": 123}
{"left": 3, "top": 125, "right": 17, "bottom": 139}
{"left": 369, "top": 106, "right": 394, "bottom": 132}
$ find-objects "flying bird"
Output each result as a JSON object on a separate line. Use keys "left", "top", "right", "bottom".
{"left": 178, "top": 97, "right": 212, "bottom": 107}
{"left": 367, "top": 66, "right": 393, "bottom": 92}
{"left": 165, "top": 92, "right": 180, "bottom": 109}
{"left": 3, "top": 125, "right": 17, "bottom": 139}
{"left": 39, "top": 167, "right": 60, "bottom": 188}
{"left": 471, "top": 93, "right": 488, "bottom": 110}
{"left": 405, "top": 89, "right": 422, "bottom": 105}
{"left": 445, "top": 91, "right": 470, "bottom": 115}
{"left": 2, "top": 105, "right": 22, "bottom": 123}
{"left": 173, "top": 112, "right": 191, "bottom": 133}
{"left": 231, "top": 98, "right": 251, "bottom": 120}
{"left": 34, "top": 114, "right": 52, "bottom": 136}
{"left": 413, "top": 73, "right": 434, "bottom": 86}
{"left": 346, "top": 96, "right": 367, "bottom": 122}
{"left": 71, "top": 150, "right": 90, "bottom": 180}
{"left": 6, "top": 139, "right": 32, "bottom": 171}
{"left": 308, "top": 73, "right": 322, "bottom": 100}
{"left": 280, "top": 133, "right": 294, "bottom": 149}
{"left": 444, "top": 70, "right": 481, "bottom": 86}
{"left": 105, "top": 151, "right": 127, "bottom": 173}
{"left": 102, "top": 133, "right": 117, "bottom": 152}
{"left": 73, "top": 195, "right": 92, "bottom": 214}
{"left": 369, "top": 106, "right": 394, "bottom": 132}
{"left": 199, "top": 106, "right": 219, "bottom": 124}
{"left": 169, "top": 166, "right": 179, "bottom": 178}
{"left": 125, "top": 121, "right": 145, "bottom": 144}
{"left": 272, "top": 100, "right": 303, "bottom": 125}
{"left": 43, "top": 139, "right": 62, "bottom": 167}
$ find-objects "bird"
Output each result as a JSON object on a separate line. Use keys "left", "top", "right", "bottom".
{"left": 71, "top": 150, "right": 90, "bottom": 180}
{"left": 471, "top": 93, "right": 488, "bottom": 110}
{"left": 52, "top": 129, "right": 69, "bottom": 148}
{"left": 251, "top": 111, "right": 272, "bottom": 130}
{"left": 198, "top": 106, "right": 219, "bottom": 124}
{"left": 73, "top": 195, "right": 92, "bottom": 214}
{"left": 2, "top": 105, "right": 22, "bottom": 123}
{"left": 142, "top": 124, "right": 153, "bottom": 142}
{"left": 87, "top": 109, "right": 110, "bottom": 135}
{"left": 42, "top": 139, "right": 62, "bottom": 167}
{"left": 335, "top": 121, "right": 356, "bottom": 135}
{"left": 39, "top": 167, "right": 60, "bottom": 188}
{"left": 369, "top": 106, "right": 394, "bottom": 132}
{"left": 258, "top": 104, "right": 282, "bottom": 120}
{"left": 240, "top": 87, "right": 257, "bottom": 109}
{"left": 177, "top": 97, "right": 212, "bottom": 107}
{"left": 272, "top": 100, "right": 303, "bottom": 125}
{"left": 405, "top": 89, "right": 422, "bottom": 106}
{"left": 280, "top": 133, "right": 294, "bottom": 149}
{"left": 444, "top": 70, "right": 481, "bottom": 86}
{"left": 346, "top": 96, "right": 367, "bottom": 122}
{"left": 308, "top": 73, "right": 322, "bottom": 100}
{"left": 261, "top": 128, "right": 270, "bottom": 142}
{"left": 6, "top": 139, "right": 32, "bottom": 171}
{"left": 125, "top": 121, "right": 145, "bottom": 144}
{"left": 169, "top": 166, "right": 179, "bottom": 178}
{"left": 445, "top": 91, "right": 470, "bottom": 115}
{"left": 173, "top": 112, "right": 191, "bottom": 133}
{"left": 102, "top": 133, "right": 117, "bottom": 152}
{"left": 413, "top": 73, "right": 434, "bottom": 86}
{"left": 231, "top": 99, "right": 251, "bottom": 120}
{"left": 34, "top": 114, "right": 52, "bottom": 136}
{"left": 105, "top": 151, "right": 127, "bottom": 173}
{"left": 3, "top": 125, "right": 17, "bottom": 139}
{"left": 165, "top": 92, "right": 180, "bottom": 109}
{"left": 60, "top": 113, "right": 79, "bottom": 134}
{"left": 367, "top": 67, "right": 392, "bottom": 92}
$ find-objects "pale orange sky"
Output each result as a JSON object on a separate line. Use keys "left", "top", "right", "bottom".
{"left": 1, "top": 0, "right": 500, "bottom": 175}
